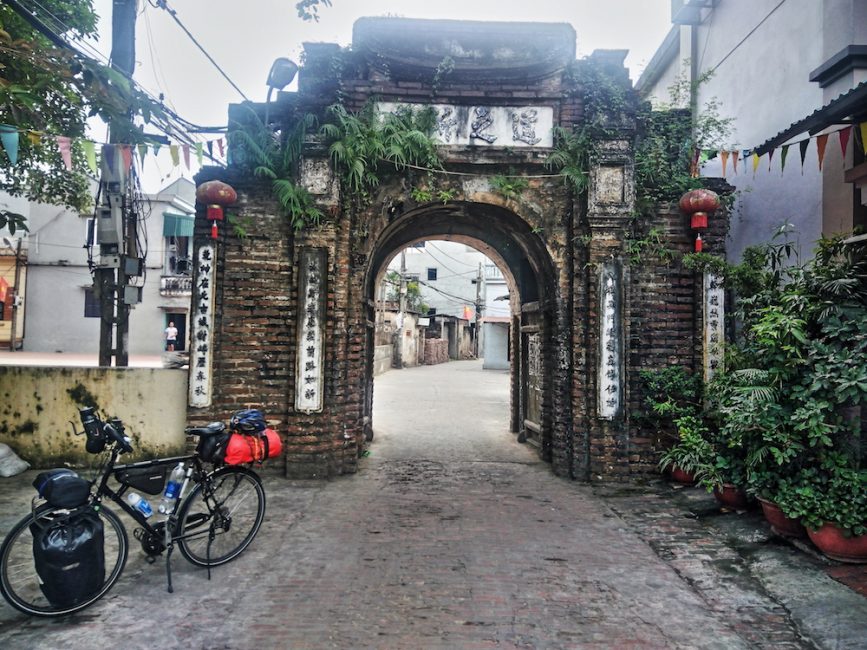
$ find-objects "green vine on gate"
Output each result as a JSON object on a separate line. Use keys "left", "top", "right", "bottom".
{"left": 228, "top": 106, "right": 324, "bottom": 233}
{"left": 228, "top": 98, "right": 444, "bottom": 233}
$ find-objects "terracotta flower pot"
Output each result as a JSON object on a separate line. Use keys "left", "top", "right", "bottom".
{"left": 713, "top": 483, "right": 751, "bottom": 509}
{"left": 757, "top": 498, "right": 807, "bottom": 539}
{"left": 670, "top": 466, "right": 697, "bottom": 485}
{"left": 807, "top": 523, "right": 867, "bottom": 563}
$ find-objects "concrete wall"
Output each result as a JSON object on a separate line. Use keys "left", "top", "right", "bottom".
{"left": 483, "top": 322, "right": 509, "bottom": 370}
{"left": 0, "top": 366, "right": 188, "bottom": 467}
{"left": 373, "top": 344, "right": 393, "bottom": 376}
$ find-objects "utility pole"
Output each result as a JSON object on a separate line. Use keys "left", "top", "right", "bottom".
{"left": 97, "top": 0, "right": 137, "bottom": 366}
{"left": 8, "top": 238, "right": 22, "bottom": 351}
{"left": 395, "top": 249, "right": 407, "bottom": 369}
{"left": 474, "top": 262, "right": 482, "bottom": 357}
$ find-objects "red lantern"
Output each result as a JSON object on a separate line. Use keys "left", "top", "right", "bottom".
{"left": 196, "top": 181, "right": 237, "bottom": 240}
{"left": 679, "top": 189, "right": 720, "bottom": 252}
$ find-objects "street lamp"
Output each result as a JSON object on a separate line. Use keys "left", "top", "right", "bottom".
{"left": 2, "top": 236, "right": 23, "bottom": 351}
{"left": 264, "top": 58, "right": 299, "bottom": 128}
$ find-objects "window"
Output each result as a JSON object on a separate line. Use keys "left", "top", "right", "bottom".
{"left": 427, "top": 267, "right": 437, "bottom": 281}
{"left": 167, "top": 235, "right": 191, "bottom": 275}
{"left": 84, "top": 288, "right": 101, "bottom": 318}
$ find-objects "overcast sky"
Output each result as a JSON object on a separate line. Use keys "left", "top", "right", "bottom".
{"left": 89, "top": 0, "right": 673, "bottom": 189}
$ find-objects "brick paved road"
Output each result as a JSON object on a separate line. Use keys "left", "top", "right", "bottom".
{"left": 0, "top": 360, "right": 865, "bottom": 649}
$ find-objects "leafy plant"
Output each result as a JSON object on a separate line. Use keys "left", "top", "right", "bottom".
{"left": 708, "top": 233, "right": 867, "bottom": 533}
{"left": 658, "top": 415, "right": 715, "bottom": 480}
{"left": 624, "top": 226, "right": 674, "bottom": 265}
{"left": 410, "top": 187, "right": 433, "bottom": 203}
{"left": 545, "top": 126, "right": 591, "bottom": 194}
{"left": 639, "top": 365, "right": 703, "bottom": 443}
{"left": 0, "top": 2, "right": 172, "bottom": 212}
{"left": 490, "top": 174, "right": 528, "bottom": 200}
{"left": 634, "top": 68, "right": 734, "bottom": 209}
{"left": 320, "top": 102, "right": 441, "bottom": 199}
{"left": 229, "top": 107, "right": 323, "bottom": 231}
{"left": 436, "top": 189, "right": 456, "bottom": 204}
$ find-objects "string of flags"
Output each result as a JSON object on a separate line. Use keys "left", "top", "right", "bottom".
{"left": 1, "top": 120, "right": 865, "bottom": 180}
{"left": 0, "top": 124, "right": 227, "bottom": 171}
{"left": 695, "top": 123, "right": 867, "bottom": 178}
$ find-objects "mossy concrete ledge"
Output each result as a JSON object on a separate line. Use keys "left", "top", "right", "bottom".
{"left": 0, "top": 366, "right": 188, "bottom": 467}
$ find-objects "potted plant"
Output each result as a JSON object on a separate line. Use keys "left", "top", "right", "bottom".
{"left": 778, "top": 460, "right": 867, "bottom": 562}
{"left": 657, "top": 415, "right": 715, "bottom": 484}
{"left": 640, "top": 367, "right": 704, "bottom": 483}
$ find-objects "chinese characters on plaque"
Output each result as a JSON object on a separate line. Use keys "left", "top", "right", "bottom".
{"left": 295, "top": 248, "right": 326, "bottom": 413}
{"left": 704, "top": 273, "right": 725, "bottom": 381}
{"left": 377, "top": 103, "right": 554, "bottom": 148}
{"left": 598, "top": 265, "right": 622, "bottom": 420}
{"left": 189, "top": 244, "right": 215, "bottom": 407}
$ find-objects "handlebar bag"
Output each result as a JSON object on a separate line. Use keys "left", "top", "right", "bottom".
{"left": 114, "top": 466, "right": 167, "bottom": 495}
{"left": 30, "top": 509, "right": 105, "bottom": 608}
{"left": 224, "top": 428, "right": 282, "bottom": 465}
{"left": 33, "top": 469, "right": 91, "bottom": 509}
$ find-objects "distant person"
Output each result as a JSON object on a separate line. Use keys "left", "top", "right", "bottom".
{"left": 164, "top": 321, "right": 178, "bottom": 352}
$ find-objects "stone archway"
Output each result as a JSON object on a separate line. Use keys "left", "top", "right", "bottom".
{"left": 189, "top": 17, "right": 724, "bottom": 481}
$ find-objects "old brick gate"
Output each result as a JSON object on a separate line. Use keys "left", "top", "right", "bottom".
{"left": 190, "top": 18, "right": 725, "bottom": 480}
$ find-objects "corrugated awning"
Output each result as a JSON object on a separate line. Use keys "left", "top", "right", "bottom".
{"left": 752, "top": 82, "right": 867, "bottom": 156}
{"left": 163, "top": 212, "right": 194, "bottom": 237}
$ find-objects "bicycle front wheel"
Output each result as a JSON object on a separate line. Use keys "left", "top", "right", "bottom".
{"left": 176, "top": 466, "right": 265, "bottom": 567}
{"left": 0, "top": 503, "right": 128, "bottom": 617}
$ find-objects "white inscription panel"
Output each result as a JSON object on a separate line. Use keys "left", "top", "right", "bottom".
{"left": 378, "top": 103, "right": 554, "bottom": 148}
{"left": 598, "top": 264, "right": 622, "bottom": 420}
{"left": 704, "top": 273, "right": 725, "bottom": 382}
{"left": 295, "top": 248, "right": 327, "bottom": 413}
{"left": 189, "top": 244, "right": 216, "bottom": 408}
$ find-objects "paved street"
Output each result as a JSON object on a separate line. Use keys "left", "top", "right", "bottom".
{"left": 0, "top": 359, "right": 866, "bottom": 649}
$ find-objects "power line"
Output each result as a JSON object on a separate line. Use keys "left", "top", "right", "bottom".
{"left": 426, "top": 242, "right": 481, "bottom": 267}
{"left": 150, "top": 0, "right": 250, "bottom": 101}
{"left": 4, "top": 0, "right": 225, "bottom": 151}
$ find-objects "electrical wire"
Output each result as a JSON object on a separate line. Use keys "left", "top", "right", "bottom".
{"left": 149, "top": 0, "right": 250, "bottom": 101}
{"left": 426, "top": 242, "right": 482, "bottom": 268}
{"left": 709, "top": 0, "right": 788, "bottom": 74}
{"left": 5, "top": 0, "right": 227, "bottom": 154}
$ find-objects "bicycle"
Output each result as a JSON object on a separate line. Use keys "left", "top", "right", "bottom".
{"left": 0, "top": 407, "right": 266, "bottom": 617}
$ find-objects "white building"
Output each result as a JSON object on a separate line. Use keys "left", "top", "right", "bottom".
{"left": 637, "top": 0, "right": 867, "bottom": 261}
{"left": 384, "top": 241, "right": 513, "bottom": 367}
{"left": 481, "top": 262, "right": 510, "bottom": 370}
{"left": 0, "top": 178, "right": 195, "bottom": 355}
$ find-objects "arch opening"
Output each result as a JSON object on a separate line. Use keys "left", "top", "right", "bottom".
{"left": 361, "top": 201, "right": 561, "bottom": 461}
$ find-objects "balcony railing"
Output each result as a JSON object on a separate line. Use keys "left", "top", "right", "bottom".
{"left": 160, "top": 275, "right": 192, "bottom": 296}
{"left": 484, "top": 264, "right": 504, "bottom": 280}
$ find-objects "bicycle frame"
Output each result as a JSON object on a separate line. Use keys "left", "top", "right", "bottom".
{"left": 95, "top": 453, "right": 197, "bottom": 531}
{"left": 89, "top": 448, "right": 225, "bottom": 592}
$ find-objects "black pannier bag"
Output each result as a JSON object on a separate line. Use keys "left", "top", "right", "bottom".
{"left": 30, "top": 509, "right": 105, "bottom": 608}
{"left": 33, "top": 469, "right": 91, "bottom": 508}
{"left": 114, "top": 466, "right": 167, "bottom": 495}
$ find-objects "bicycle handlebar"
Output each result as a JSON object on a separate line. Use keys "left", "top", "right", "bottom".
{"left": 103, "top": 421, "right": 134, "bottom": 454}
{"left": 79, "top": 407, "right": 134, "bottom": 455}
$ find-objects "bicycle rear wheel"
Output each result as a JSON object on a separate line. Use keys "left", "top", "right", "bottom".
{"left": 0, "top": 503, "right": 128, "bottom": 617}
{"left": 176, "top": 466, "right": 265, "bottom": 567}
